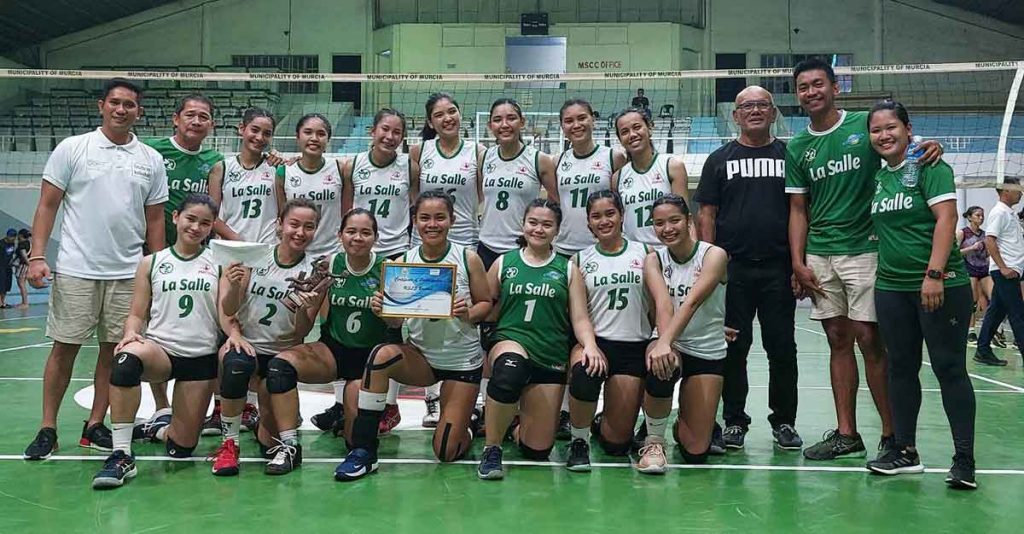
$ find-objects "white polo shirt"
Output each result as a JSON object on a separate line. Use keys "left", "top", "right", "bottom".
{"left": 985, "top": 200, "right": 1024, "bottom": 275}
{"left": 43, "top": 128, "right": 169, "bottom": 280}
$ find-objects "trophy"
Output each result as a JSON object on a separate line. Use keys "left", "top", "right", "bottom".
{"left": 280, "top": 256, "right": 339, "bottom": 312}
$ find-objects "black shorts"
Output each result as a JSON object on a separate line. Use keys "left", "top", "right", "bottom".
{"left": 169, "top": 354, "right": 218, "bottom": 381}
{"left": 320, "top": 331, "right": 373, "bottom": 381}
{"left": 0, "top": 268, "right": 11, "bottom": 293}
{"left": 679, "top": 351, "right": 725, "bottom": 379}
{"left": 525, "top": 360, "right": 567, "bottom": 385}
{"left": 595, "top": 338, "right": 647, "bottom": 378}
{"left": 432, "top": 366, "right": 483, "bottom": 384}
{"left": 476, "top": 243, "right": 504, "bottom": 272}
{"left": 255, "top": 353, "right": 275, "bottom": 378}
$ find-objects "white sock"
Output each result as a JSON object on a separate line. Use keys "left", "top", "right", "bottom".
{"left": 246, "top": 390, "right": 258, "bottom": 405}
{"left": 425, "top": 382, "right": 441, "bottom": 400}
{"left": 645, "top": 415, "right": 668, "bottom": 440}
{"left": 570, "top": 425, "right": 590, "bottom": 441}
{"left": 155, "top": 425, "right": 169, "bottom": 442}
{"left": 222, "top": 415, "right": 241, "bottom": 442}
{"left": 333, "top": 380, "right": 347, "bottom": 404}
{"left": 279, "top": 428, "right": 298, "bottom": 445}
{"left": 478, "top": 378, "right": 489, "bottom": 404}
{"left": 359, "top": 389, "right": 388, "bottom": 413}
{"left": 112, "top": 423, "right": 133, "bottom": 455}
{"left": 386, "top": 379, "right": 399, "bottom": 405}
{"left": 561, "top": 389, "right": 570, "bottom": 412}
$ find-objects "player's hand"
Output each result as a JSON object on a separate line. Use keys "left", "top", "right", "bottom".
{"left": 917, "top": 139, "right": 943, "bottom": 166}
{"left": 226, "top": 262, "right": 246, "bottom": 287}
{"left": 115, "top": 332, "right": 146, "bottom": 353}
{"left": 452, "top": 297, "right": 470, "bottom": 322}
{"left": 974, "top": 241, "right": 985, "bottom": 252}
{"left": 920, "top": 277, "right": 944, "bottom": 312}
{"left": 793, "top": 263, "right": 825, "bottom": 302}
{"left": 646, "top": 340, "right": 678, "bottom": 381}
{"left": 370, "top": 291, "right": 384, "bottom": 316}
{"left": 224, "top": 334, "right": 256, "bottom": 357}
{"left": 580, "top": 343, "right": 608, "bottom": 377}
{"left": 264, "top": 150, "right": 299, "bottom": 167}
{"left": 27, "top": 260, "right": 51, "bottom": 289}
{"left": 724, "top": 326, "right": 739, "bottom": 343}
{"left": 1000, "top": 266, "right": 1019, "bottom": 280}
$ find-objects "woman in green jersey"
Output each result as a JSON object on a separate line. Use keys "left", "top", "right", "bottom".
{"left": 92, "top": 194, "right": 222, "bottom": 489}
{"left": 477, "top": 199, "right": 604, "bottom": 480}
{"left": 863, "top": 100, "right": 976, "bottom": 490}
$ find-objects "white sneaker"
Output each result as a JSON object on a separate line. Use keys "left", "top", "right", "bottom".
{"left": 422, "top": 395, "right": 440, "bottom": 428}
{"left": 636, "top": 438, "right": 668, "bottom": 475}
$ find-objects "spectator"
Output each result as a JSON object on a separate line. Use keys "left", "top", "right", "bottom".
{"left": 631, "top": 89, "right": 651, "bottom": 120}
{"left": 1, "top": 229, "right": 15, "bottom": 308}
{"left": 13, "top": 229, "right": 32, "bottom": 308}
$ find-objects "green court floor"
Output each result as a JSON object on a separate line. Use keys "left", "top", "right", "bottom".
{"left": 1, "top": 304, "right": 1023, "bottom": 533}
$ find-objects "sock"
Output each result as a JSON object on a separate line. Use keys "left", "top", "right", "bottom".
{"left": 425, "top": 382, "right": 441, "bottom": 400}
{"left": 386, "top": 379, "right": 399, "bottom": 405}
{"left": 279, "top": 428, "right": 298, "bottom": 445}
{"left": 112, "top": 423, "right": 133, "bottom": 455}
{"left": 645, "top": 415, "right": 668, "bottom": 440}
{"left": 155, "top": 425, "right": 169, "bottom": 442}
{"left": 246, "top": 390, "right": 258, "bottom": 405}
{"left": 570, "top": 425, "right": 591, "bottom": 441}
{"left": 333, "top": 380, "right": 347, "bottom": 405}
{"left": 359, "top": 389, "right": 388, "bottom": 413}
{"left": 478, "top": 378, "right": 489, "bottom": 404}
{"left": 222, "top": 415, "right": 241, "bottom": 442}
{"left": 561, "top": 389, "right": 570, "bottom": 412}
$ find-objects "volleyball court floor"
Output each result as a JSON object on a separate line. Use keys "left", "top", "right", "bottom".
{"left": 1, "top": 303, "right": 1022, "bottom": 533}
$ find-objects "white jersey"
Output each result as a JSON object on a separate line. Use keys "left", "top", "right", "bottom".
{"left": 577, "top": 239, "right": 651, "bottom": 342}
{"left": 221, "top": 156, "right": 278, "bottom": 244}
{"left": 415, "top": 139, "right": 480, "bottom": 247}
{"left": 351, "top": 151, "right": 411, "bottom": 258}
{"left": 237, "top": 248, "right": 316, "bottom": 355}
{"left": 402, "top": 243, "right": 482, "bottom": 371}
{"left": 280, "top": 158, "right": 343, "bottom": 258}
{"left": 479, "top": 144, "right": 541, "bottom": 253}
{"left": 619, "top": 153, "right": 675, "bottom": 247}
{"left": 145, "top": 248, "right": 221, "bottom": 358}
{"left": 656, "top": 242, "right": 726, "bottom": 360}
{"left": 555, "top": 146, "right": 614, "bottom": 255}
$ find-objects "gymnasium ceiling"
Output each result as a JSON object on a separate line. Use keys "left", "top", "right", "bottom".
{"left": 0, "top": 0, "right": 175, "bottom": 53}
{"left": 934, "top": 1, "right": 1024, "bottom": 25}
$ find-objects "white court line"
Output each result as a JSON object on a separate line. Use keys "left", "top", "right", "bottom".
{"left": 1, "top": 454, "right": 1021, "bottom": 475}
{"left": 0, "top": 342, "right": 52, "bottom": 353}
{"left": 0, "top": 315, "right": 46, "bottom": 323}
{"left": 0, "top": 377, "right": 92, "bottom": 382}
{"left": 794, "top": 325, "right": 1024, "bottom": 393}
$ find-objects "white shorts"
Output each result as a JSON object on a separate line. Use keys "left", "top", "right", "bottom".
{"left": 806, "top": 252, "right": 877, "bottom": 323}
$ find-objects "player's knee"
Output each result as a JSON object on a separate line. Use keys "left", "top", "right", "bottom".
{"left": 110, "top": 352, "right": 143, "bottom": 387}
{"left": 266, "top": 358, "right": 298, "bottom": 394}
{"left": 165, "top": 436, "right": 196, "bottom": 458}
{"left": 434, "top": 423, "right": 469, "bottom": 463}
{"left": 596, "top": 435, "right": 632, "bottom": 456}
{"left": 644, "top": 369, "right": 680, "bottom": 399}
{"left": 679, "top": 446, "right": 709, "bottom": 464}
{"left": 569, "top": 362, "right": 604, "bottom": 402}
{"left": 518, "top": 441, "right": 552, "bottom": 461}
{"left": 361, "top": 344, "right": 403, "bottom": 386}
{"left": 221, "top": 350, "right": 256, "bottom": 399}
{"left": 487, "top": 352, "right": 531, "bottom": 404}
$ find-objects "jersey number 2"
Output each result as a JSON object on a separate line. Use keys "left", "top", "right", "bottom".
{"left": 259, "top": 303, "right": 277, "bottom": 326}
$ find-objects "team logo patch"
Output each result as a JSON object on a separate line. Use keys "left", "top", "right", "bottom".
{"left": 503, "top": 266, "right": 519, "bottom": 279}
{"left": 333, "top": 277, "right": 347, "bottom": 288}
{"left": 200, "top": 163, "right": 212, "bottom": 174}
{"left": 289, "top": 176, "right": 301, "bottom": 188}
{"left": 583, "top": 261, "right": 598, "bottom": 274}
{"left": 226, "top": 170, "right": 243, "bottom": 183}
{"left": 663, "top": 264, "right": 673, "bottom": 278}
{"left": 843, "top": 133, "right": 864, "bottom": 147}
{"left": 255, "top": 266, "right": 270, "bottom": 277}
{"left": 157, "top": 262, "right": 174, "bottom": 275}
{"left": 560, "top": 159, "right": 573, "bottom": 172}
{"left": 163, "top": 159, "right": 176, "bottom": 171}
{"left": 620, "top": 177, "right": 634, "bottom": 190}
{"left": 485, "top": 162, "right": 496, "bottom": 174}
{"left": 422, "top": 158, "right": 435, "bottom": 170}
{"left": 803, "top": 148, "right": 817, "bottom": 163}
{"left": 356, "top": 168, "right": 371, "bottom": 180}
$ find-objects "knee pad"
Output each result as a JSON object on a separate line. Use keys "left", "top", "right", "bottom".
{"left": 487, "top": 353, "right": 531, "bottom": 404}
{"left": 569, "top": 362, "right": 604, "bottom": 402}
{"left": 644, "top": 368, "right": 681, "bottom": 399}
{"left": 680, "top": 446, "right": 709, "bottom": 465}
{"left": 596, "top": 435, "right": 633, "bottom": 456}
{"left": 165, "top": 437, "right": 196, "bottom": 458}
{"left": 220, "top": 350, "right": 256, "bottom": 399}
{"left": 518, "top": 441, "right": 552, "bottom": 461}
{"left": 110, "top": 352, "right": 143, "bottom": 387}
{"left": 266, "top": 358, "right": 298, "bottom": 394}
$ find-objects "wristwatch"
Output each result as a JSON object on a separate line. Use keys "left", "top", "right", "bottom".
{"left": 926, "top": 269, "right": 944, "bottom": 280}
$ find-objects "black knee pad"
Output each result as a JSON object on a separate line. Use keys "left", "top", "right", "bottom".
{"left": 518, "top": 441, "right": 552, "bottom": 461}
{"left": 644, "top": 368, "right": 681, "bottom": 398}
{"left": 266, "top": 358, "right": 298, "bottom": 394}
{"left": 221, "top": 350, "right": 256, "bottom": 399}
{"left": 487, "top": 352, "right": 531, "bottom": 404}
{"left": 110, "top": 352, "right": 143, "bottom": 387}
{"left": 680, "top": 446, "right": 709, "bottom": 465}
{"left": 569, "top": 362, "right": 604, "bottom": 402}
{"left": 165, "top": 437, "right": 196, "bottom": 458}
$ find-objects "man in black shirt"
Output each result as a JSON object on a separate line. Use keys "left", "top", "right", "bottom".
{"left": 694, "top": 86, "right": 802, "bottom": 451}
{"left": 631, "top": 88, "right": 651, "bottom": 120}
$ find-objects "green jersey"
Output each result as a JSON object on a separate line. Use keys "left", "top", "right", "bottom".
{"left": 145, "top": 137, "right": 224, "bottom": 246}
{"left": 323, "top": 251, "right": 390, "bottom": 348}
{"left": 495, "top": 249, "right": 572, "bottom": 371}
{"left": 870, "top": 160, "right": 968, "bottom": 292}
{"left": 785, "top": 110, "right": 880, "bottom": 255}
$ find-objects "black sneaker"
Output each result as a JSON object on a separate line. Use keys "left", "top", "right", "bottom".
{"left": 772, "top": 424, "right": 804, "bottom": 450}
{"left": 632, "top": 419, "right": 648, "bottom": 452}
{"left": 722, "top": 425, "right": 746, "bottom": 449}
{"left": 258, "top": 439, "right": 275, "bottom": 460}
{"left": 875, "top": 435, "right": 896, "bottom": 461}
{"left": 992, "top": 330, "right": 1008, "bottom": 349}
{"left": 312, "top": 403, "right": 344, "bottom": 431}
{"left": 80, "top": 421, "right": 113, "bottom": 452}
{"left": 802, "top": 429, "right": 866, "bottom": 460}
{"left": 265, "top": 440, "right": 302, "bottom": 475}
{"left": 945, "top": 453, "right": 978, "bottom": 490}
{"left": 709, "top": 423, "right": 726, "bottom": 455}
{"left": 556, "top": 410, "right": 571, "bottom": 441}
{"left": 477, "top": 445, "right": 504, "bottom": 480}
{"left": 966, "top": 332, "right": 978, "bottom": 346}
{"left": 566, "top": 438, "right": 591, "bottom": 472}
{"left": 133, "top": 411, "right": 172, "bottom": 442}
{"left": 92, "top": 450, "right": 137, "bottom": 489}
{"left": 24, "top": 428, "right": 58, "bottom": 460}
{"left": 973, "top": 351, "right": 1008, "bottom": 366}
{"left": 866, "top": 448, "right": 924, "bottom": 475}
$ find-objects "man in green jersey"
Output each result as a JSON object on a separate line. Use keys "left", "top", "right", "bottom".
{"left": 785, "top": 58, "right": 942, "bottom": 461}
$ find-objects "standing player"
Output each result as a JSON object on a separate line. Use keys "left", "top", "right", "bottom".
{"left": 957, "top": 207, "right": 992, "bottom": 345}
{"left": 694, "top": 86, "right": 802, "bottom": 451}
{"left": 210, "top": 108, "right": 279, "bottom": 243}
{"left": 612, "top": 108, "right": 688, "bottom": 247}
{"left": 786, "top": 57, "right": 942, "bottom": 461}
{"left": 92, "top": 195, "right": 222, "bottom": 489}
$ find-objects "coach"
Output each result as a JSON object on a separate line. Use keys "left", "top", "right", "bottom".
{"left": 694, "top": 86, "right": 801, "bottom": 451}
{"left": 23, "top": 79, "right": 168, "bottom": 460}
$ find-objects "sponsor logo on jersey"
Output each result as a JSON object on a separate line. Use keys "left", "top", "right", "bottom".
{"left": 132, "top": 162, "right": 153, "bottom": 177}
{"left": 200, "top": 163, "right": 212, "bottom": 174}
{"left": 517, "top": 165, "right": 529, "bottom": 175}
{"left": 652, "top": 171, "right": 664, "bottom": 184}
{"left": 560, "top": 159, "right": 573, "bottom": 172}
{"left": 164, "top": 159, "right": 177, "bottom": 171}
{"left": 422, "top": 158, "right": 435, "bottom": 170}
{"left": 323, "top": 173, "right": 339, "bottom": 185}
{"left": 543, "top": 270, "right": 565, "bottom": 282}
{"left": 583, "top": 261, "right": 598, "bottom": 274}
{"left": 629, "top": 258, "right": 643, "bottom": 270}
{"left": 592, "top": 161, "right": 605, "bottom": 171}
{"left": 261, "top": 171, "right": 273, "bottom": 181}
{"left": 461, "top": 161, "right": 472, "bottom": 171}
{"left": 363, "top": 278, "right": 379, "bottom": 289}
{"left": 158, "top": 262, "right": 174, "bottom": 274}
{"left": 390, "top": 170, "right": 404, "bottom": 182}
{"left": 199, "top": 264, "right": 216, "bottom": 276}
{"left": 843, "top": 133, "right": 864, "bottom": 147}
{"left": 803, "top": 148, "right": 817, "bottom": 163}
{"left": 504, "top": 266, "right": 519, "bottom": 279}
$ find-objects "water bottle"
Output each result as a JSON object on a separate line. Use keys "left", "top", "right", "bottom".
{"left": 901, "top": 138, "right": 924, "bottom": 188}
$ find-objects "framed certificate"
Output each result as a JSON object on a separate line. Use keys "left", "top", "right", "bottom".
{"left": 380, "top": 262, "right": 457, "bottom": 318}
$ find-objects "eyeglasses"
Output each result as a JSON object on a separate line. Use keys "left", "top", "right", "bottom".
{"left": 736, "top": 101, "right": 773, "bottom": 112}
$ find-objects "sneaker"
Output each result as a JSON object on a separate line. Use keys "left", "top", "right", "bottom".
{"left": 866, "top": 447, "right": 924, "bottom": 475}
{"left": 636, "top": 438, "right": 668, "bottom": 475}
{"left": 210, "top": 439, "right": 240, "bottom": 477}
{"left": 708, "top": 423, "right": 726, "bottom": 455}
{"left": 566, "top": 438, "right": 591, "bottom": 472}
{"left": 973, "top": 351, "right": 1008, "bottom": 366}
{"left": 80, "top": 421, "right": 113, "bottom": 452}
{"left": 556, "top": 410, "right": 571, "bottom": 441}
{"left": 334, "top": 448, "right": 379, "bottom": 481}
{"left": 311, "top": 403, "right": 344, "bottom": 432}
{"left": 422, "top": 395, "right": 441, "bottom": 428}
{"left": 241, "top": 403, "right": 259, "bottom": 433}
{"left": 802, "top": 429, "right": 866, "bottom": 460}
{"left": 966, "top": 332, "right": 978, "bottom": 347}
{"left": 24, "top": 427, "right": 58, "bottom": 460}
{"left": 722, "top": 425, "right": 746, "bottom": 450}
{"left": 92, "top": 450, "right": 137, "bottom": 489}
{"left": 993, "top": 330, "right": 1008, "bottom": 349}
{"left": 632, "top": 419, "right": 648, "bottom": 452}
{"left": 264, "top": 439, "right": 302, "bottom": 475}
{"left": 133, "top": 410, "right": 171, "bottom": 442}
{"left": 257, "top": 439, "right": 275, "bottom": 460}
{"left": 470, "top": 406, "right": 485, "bottom": 440}
{"left": 477, "top": 445, "right": 505, "bottom": 480}
{"left": 772, "top": 424, "right": 804, "bottom": 450}
{"left": 875, "top": 435, "right": 896, "bottom": 460}
{"left": 945, "top": 453, "right": 978, "bottom": 490}
{"left": 378, "top": 404, "right": 401, "bottom": 435}
{"left": 201, "top": 407, "right": 223, "bottom": 436}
